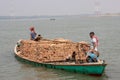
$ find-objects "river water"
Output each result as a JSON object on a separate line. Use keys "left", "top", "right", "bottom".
{"left": 0, "top": 15, "right": 120, "bottom": 80}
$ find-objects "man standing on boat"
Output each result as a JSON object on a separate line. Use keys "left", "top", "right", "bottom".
{"left": 30, "top": 27, "right": 37, "bottom": 40}
{"left": 89, "top": 32, "right": 99, "bottom": 51}
{"left": 85, "top": 32, "right": 99, "bottom": 62}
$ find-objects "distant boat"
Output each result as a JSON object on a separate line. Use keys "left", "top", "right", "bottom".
{"left": 50, "top": 18, "right": 56, "bottom": 21}
{"left": 14, "top": 40, "right": 107, "bottom": 76}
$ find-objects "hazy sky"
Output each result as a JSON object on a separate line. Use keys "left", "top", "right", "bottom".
{"left": 1, "top": 0, "right": 120, "bottom": 16}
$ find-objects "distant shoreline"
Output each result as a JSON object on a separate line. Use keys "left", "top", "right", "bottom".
{"left": 0, "top": 14, "right": 120, "bottom": 19}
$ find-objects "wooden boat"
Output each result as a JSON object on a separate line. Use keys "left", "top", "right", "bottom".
{"left": 14, "top": 40, "right": 107, "bottom": 76}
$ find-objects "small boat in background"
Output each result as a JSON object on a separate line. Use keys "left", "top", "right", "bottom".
{"left": 50, "top": 18, "right": 56, "bottom": 21}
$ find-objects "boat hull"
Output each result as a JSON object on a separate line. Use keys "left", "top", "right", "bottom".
{"left": 51, "top": 64, "right": 106, "bottom": 75}
{"left": 14, "top": 51, "right": 106, "bottom": 75}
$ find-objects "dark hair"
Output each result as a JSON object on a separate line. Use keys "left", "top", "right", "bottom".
{"left": 38, "top": 34, "right": 41, "bottom": 36}
{"left": 89, "top": 32, "right": 95, "bottom": 35}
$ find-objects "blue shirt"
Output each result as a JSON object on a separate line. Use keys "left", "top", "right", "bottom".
{"left": 30, "top": 32, "right": 36, "bottom": 40}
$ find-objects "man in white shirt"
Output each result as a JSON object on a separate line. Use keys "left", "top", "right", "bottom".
{"left": 85, "top": 32, "right": 99, "bottom": 62}
{"left": 89, "top": 32, "right": 99, "bottom": 51}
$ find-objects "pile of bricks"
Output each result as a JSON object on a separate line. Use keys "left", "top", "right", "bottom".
{"left": 18, "top": 38, "right": 90, "bottom": 63}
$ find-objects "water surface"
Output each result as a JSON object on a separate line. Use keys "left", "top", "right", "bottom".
{"left": 0, "top": 16, "right": 120, "bottom": 80}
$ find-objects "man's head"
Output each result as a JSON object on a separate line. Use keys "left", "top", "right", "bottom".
{"left": 30, "top": 27, "right": 35, "bottom": 31}
{"left": 89, "top": 32, "right": 95, "bottom": 38}
{"left": 38, "top": 34, "right": 41, "bottom": 36}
